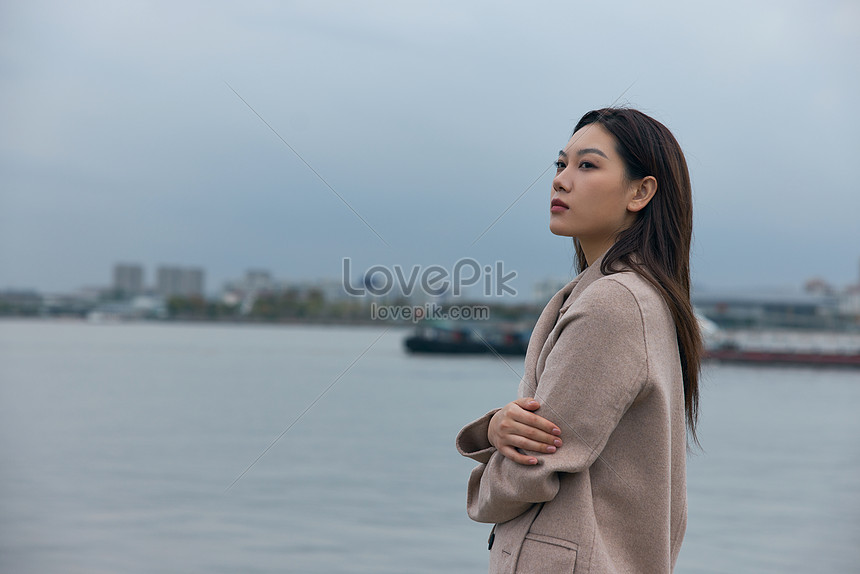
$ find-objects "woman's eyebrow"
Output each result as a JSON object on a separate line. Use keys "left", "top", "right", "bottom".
{"left": 558, "top": 147, "right": 609, "bottom": 159}
{"left": 576, "top": 147, "right": 608, "bottom": 159}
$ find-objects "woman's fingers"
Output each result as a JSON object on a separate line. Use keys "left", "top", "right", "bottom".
{"left": 496, "top": 415, "right": 559, "bottom": 448}
{"left": 507, "top": 402, "right": 562, "bottom": 441}
{"left": 507, "top": 433, "right": 559, "bottom": 454}
{"left": 508, "top": 420, "right": 562, "bottom": 450}
{"left": 514, "top": 397, "right": 542, "bottom": 411}
{"left": 489, "top": 399, "right": 566, "bottom": 464}
{"left": 498, "top": 445, "right": 539, "bottom": 465}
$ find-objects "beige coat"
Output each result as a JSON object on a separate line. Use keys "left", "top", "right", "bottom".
{"left": 456, "top": 254, "right": 687, "bottom": 573}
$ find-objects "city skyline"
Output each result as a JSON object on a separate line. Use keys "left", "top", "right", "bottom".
{"left": 4, "top": 256, "right": 858, "bottom": 305}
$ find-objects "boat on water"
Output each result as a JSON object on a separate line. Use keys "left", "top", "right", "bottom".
{"left": 404, "top": 314, "right": 860, "bottom": 367}
{"left": 403, "top": 321, "right": 532, "bottom": 356}
{"left": 703, "top": 345, "right": 860, "bottom": 367}
{"left": 700, "top": 316, "right": 860, "bottom": 368}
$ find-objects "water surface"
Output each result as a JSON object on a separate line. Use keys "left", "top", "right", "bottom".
{"left": 1, "top": 320, "right": 857, "bottom": 572}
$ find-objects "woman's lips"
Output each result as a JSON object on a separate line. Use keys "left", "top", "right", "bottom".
{"left": 551, "top": 198, "right": 568, "bottom": 213}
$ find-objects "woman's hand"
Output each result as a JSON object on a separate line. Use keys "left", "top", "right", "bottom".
{"left": 488, "top": 398, "right": 562, "bottom": 465}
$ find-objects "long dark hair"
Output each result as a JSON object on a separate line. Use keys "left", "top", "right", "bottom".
{"left": 572, "top": 107, "right": 702, "bottom": 446}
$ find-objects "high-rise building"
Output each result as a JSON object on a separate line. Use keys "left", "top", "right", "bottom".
{"left": 156, "top": 266, "right": 205, "bottom": 298}
{"left": 244, "top": 269, "right": 274, "bottom": 292}
{"left": 113, "top": 263, "right": 144, "bottom": 296}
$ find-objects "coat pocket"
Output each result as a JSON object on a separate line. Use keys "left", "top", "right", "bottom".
{"left": 515, "top": 533, "right": 578, "bottom": 574}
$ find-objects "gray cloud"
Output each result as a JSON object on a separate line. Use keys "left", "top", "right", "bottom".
{"left": 2, "top": 0, "right": 858, "bottom": 294}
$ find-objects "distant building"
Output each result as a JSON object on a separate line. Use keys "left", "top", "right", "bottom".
{"left": 533, "top": 278, "right": 571, "bottom": 304}
{"left": 245, "top": 269, "right": 274, "bottom": 292}
{"left": 840, "top": 285, "right": 860, "bottom": 317}
{"left": 693, "top": 290, "right": 842, "bottom": 330}
{"left": 316, "top": 277, "right": 354, "bottom": 303}
{"left": 804, "top": 277, "right": 835, "bottom": 296}
{"left": 156, "top": 266, "right": 204, "bottom": 298}
{"left": 87, "top": 296, "right": 167, "bottom": 322}
{"left": 113, "top": 263, "right": 144, "bottom": 296}
{"left": 0, "top": 289, "right": 42, "bottom": 315}
{"left": 223, "top": 269, "right": 276, "bottom": 295}
{"left": 75, "top": 286, "right": 112, "bottom": 302}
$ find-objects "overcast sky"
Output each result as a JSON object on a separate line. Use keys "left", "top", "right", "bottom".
{"left": 2, "top": 0, "right": 859, "bottom": 298}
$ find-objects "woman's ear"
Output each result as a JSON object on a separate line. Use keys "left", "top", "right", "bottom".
{"left": 627, "top": 176, "right": 658, "bottom": 213}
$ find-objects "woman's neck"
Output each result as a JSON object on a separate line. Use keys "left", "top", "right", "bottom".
{"left": 580, "top": 239, "right": 614, "bottom": 267}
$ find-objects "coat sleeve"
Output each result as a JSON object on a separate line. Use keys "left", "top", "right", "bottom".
{"left": 455, "top": 408, "right": 502, "bottom": 464}
{"left": 466, "top": 278, "right": 649, "bottom": 524}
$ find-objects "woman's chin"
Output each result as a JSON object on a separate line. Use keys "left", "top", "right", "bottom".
{"left": 549, "top": 222, "right": 574, "bottom": 237}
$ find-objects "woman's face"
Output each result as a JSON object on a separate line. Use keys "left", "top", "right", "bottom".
{"left": 549, "top": 123, "right": 639, "bottom": 258}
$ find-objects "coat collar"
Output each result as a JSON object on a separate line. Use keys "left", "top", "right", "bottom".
{"left": 557, "top": 253, "right": 608, "bottom": 317}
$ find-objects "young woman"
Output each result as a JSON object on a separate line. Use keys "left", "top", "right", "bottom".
{"left": 456, "top": 108, "right": 701, "bottom": 573}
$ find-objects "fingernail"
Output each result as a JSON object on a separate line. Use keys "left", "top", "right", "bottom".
{"left": 528, "top": 401, "right": 539, "bottom": 407}
{"left": 552, "top": 428, "right": 561, "bottom": 436}
{"left": 546, "top": 446, "right": 556, "bottom": 453}
{"left": 554, "top": 439, "right": 562, "bottom": 447}
{"left": 529, "top": 458, "right": 538, "bottom": 465}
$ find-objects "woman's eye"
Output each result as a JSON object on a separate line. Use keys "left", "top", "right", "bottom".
{"left": 579, "top": 161, "right": 595, "bottom": 169}
{"left": 554, "top": 160, "right": 566, "bottom": 171}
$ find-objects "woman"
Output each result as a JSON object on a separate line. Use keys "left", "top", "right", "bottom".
{"left": 456, "top": 107, "right": 701, "bottom": 573}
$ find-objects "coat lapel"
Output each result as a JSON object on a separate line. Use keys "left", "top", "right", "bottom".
{"left": 519, "top": 280, "right": 572, "bottom": 397}
{"left": 519, "top": 254, "right": 611, "bottom": 398}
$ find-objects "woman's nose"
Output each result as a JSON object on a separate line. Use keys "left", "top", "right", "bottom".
{"left": 552, "top": 172, "right": 570, "bottom": 193}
